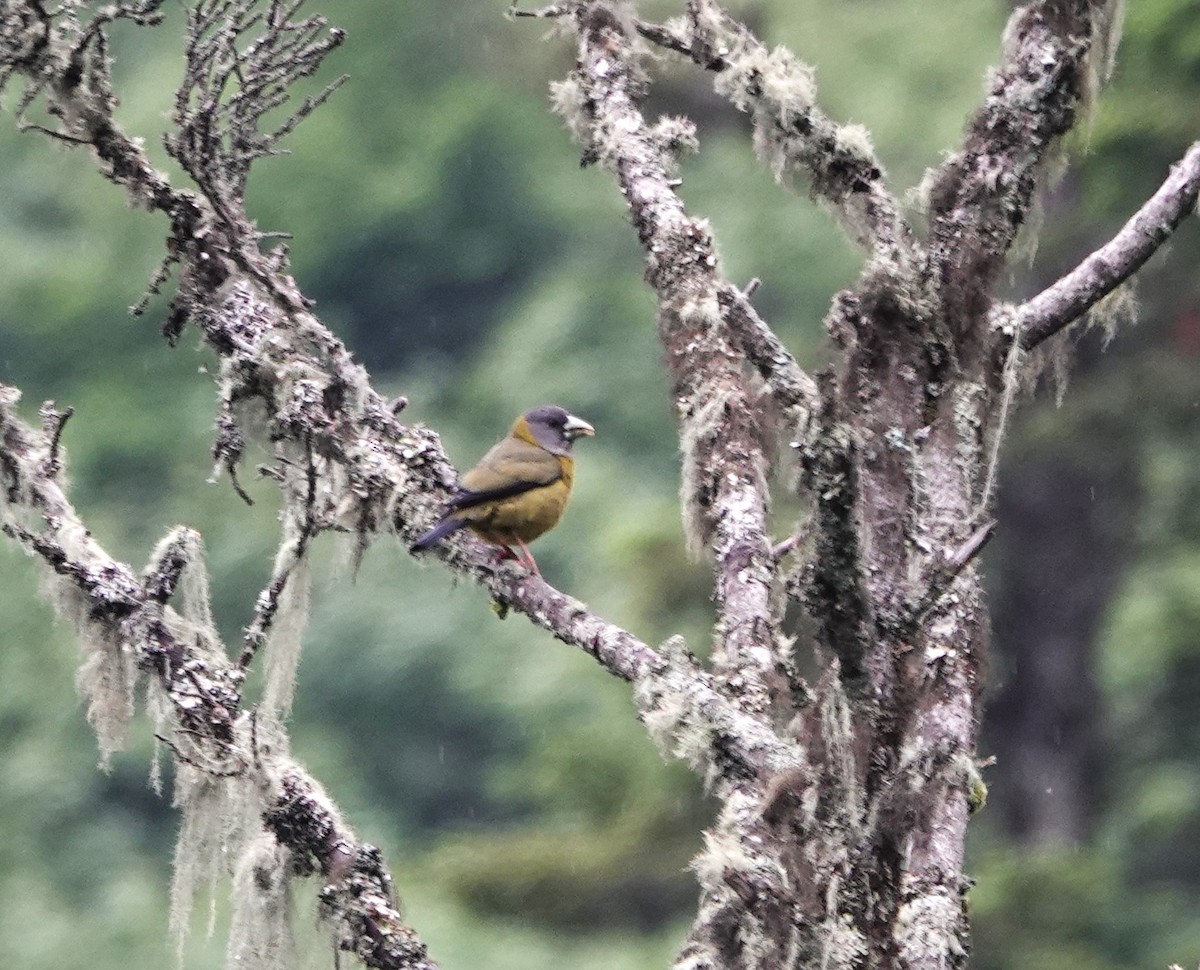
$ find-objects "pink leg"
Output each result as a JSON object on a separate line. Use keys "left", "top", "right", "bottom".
{"left": 515, "top": 539, "right": 540, "bottom": 575}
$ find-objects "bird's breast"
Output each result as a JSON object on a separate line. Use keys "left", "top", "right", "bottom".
{"left": 462, "top": 455, "right": 574, "bottom": 546}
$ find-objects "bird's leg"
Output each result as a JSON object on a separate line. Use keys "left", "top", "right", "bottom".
{"left": 515, "top": 539, "right": 540, "bottom": 575}
{"left": 493, "top": 545, "right": 520, "bottom": 566}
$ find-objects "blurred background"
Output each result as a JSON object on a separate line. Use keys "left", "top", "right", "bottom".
{"left": 1, "top": 1, "right": 1198, "bottom": 967}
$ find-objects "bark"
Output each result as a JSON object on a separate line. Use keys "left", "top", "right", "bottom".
{"left": 1, "top": 0, "right": 1198, "bottom": 969}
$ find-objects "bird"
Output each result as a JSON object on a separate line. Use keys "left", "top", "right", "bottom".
{"left": 411, "top": 405, "right": 594, "bottom": 573}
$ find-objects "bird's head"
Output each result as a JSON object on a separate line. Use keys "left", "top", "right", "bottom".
{"left": 515, "top": 405, "right": 595, "bottom": 455}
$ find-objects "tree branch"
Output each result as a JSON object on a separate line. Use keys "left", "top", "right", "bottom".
{"left": 191, "top": 279, "right": 794, "bottom": 787}
{"left": 0, "top": 6, "right": 811, "bottom": 965}
{"left": 5, "top": 0, "right": 794, "bottom": 780}
{"left": 0, "top": 385, "right": 436, "bottom": 970}
{"left": 545, "top": 1, "right": 794, "bottom": 718}
{"left": 1, "top": 0, "right": 700, "bottom": 707}
{"left": 535, "top": 7, "right": 836, "bottom": 967}
{"left": 634, "top": 0, "right": 912, "bottom": 256}
{"left": 265, "top": 773, "right": 436, "bottom": 970}
{"left": 1018, "top": 141, "right": 1200, "bottom": 349}
{"left": 717, "top": 281, "right": 820, "bottom": 440}
{"left": 926, "top": 0, "right": 1110, "bottom": 354}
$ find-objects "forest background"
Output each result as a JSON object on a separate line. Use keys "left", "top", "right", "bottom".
{"left": 1, "top": 0, "right": 1198, "bottom": 967}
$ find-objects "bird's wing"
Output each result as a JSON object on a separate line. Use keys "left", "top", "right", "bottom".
{"left": 448, "top": 438, "right": 563, "bottom": 510}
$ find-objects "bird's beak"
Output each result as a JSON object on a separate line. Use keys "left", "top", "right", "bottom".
{"left": 564, "top": 414, "right": 595, "bottom": 439}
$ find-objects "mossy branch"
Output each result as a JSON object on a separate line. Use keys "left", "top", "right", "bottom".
{"left": 634, "top": 0, "right": 911, "bottom": 256}
{"left": 925, "top": 0, "right": 1119, "bottom": 355}
{"left": 537, "top": 0, "right": 805, "bottom": 719}
{"left": 0, "top": 385, "right": 436, "bottom": 969}
{"left": 717, "top": 281, "right": 820, "bottom": 443}
{"left": 0, "top": 3, "right": 809, "bottom": 963}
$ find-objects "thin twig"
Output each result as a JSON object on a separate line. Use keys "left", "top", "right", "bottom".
{"left": 239, "top": 438, "right": 319, "bottom": 670}
{"left": 771, "top": 518, "right": 810, "bottom": 562}
{"left": 909, "top": 519, "right": 997, "bottom": 624}
{"left": 38, "top": 402, "right": 73, "bottom": 477}
{"left": 509, "top": 4, "right": 569, "bottom": 18}
{"left": 155, "top": 733, "right": 245, "bottom": 776}
{"left": 635, "top": 18, "right": 727, "bottom": 69}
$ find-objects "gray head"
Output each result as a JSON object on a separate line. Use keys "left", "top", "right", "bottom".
{"left": 518, "top": 405, "right": 595, "bottom": 455}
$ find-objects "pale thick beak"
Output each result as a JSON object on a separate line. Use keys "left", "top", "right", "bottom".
{"left": 564, "top": 414, "right": 595, "bottom": 439}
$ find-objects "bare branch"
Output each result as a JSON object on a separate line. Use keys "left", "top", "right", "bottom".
{"left": 770, "top": 517, "right": 809, "bottom": 563}
{"left": 167, "top": 0, "right": 346, "bottom": 197}
{"left": 635, "top": 17, "right": 725, "bottom": 68}
{"left": 1018, "top": 141, "right": 1200, "bottom": 349}
{"left": 37, "top": 400, "right": 73, "bottom": 477}
{"left": 907, "top": 519, "right": 997, "bottom": 625}
{"left": 508, "top": 4, "right": 569, "bottom": 18}
{"left": 131, "top": 249, "right": 182, "bottom": 317}
{"left": 946, "top": 518, "right": 997, "bottom": 572}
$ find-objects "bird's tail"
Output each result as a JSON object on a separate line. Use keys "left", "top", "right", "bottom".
{"left": 410, "top": 516, "right": 466, "bottom": 552}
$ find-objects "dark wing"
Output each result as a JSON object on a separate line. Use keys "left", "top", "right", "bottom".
{"left": 410, "top": 515, "right": 468, "bottom": 550}
{"left": 447, "top": 437, "right": 563, "bottom": 510}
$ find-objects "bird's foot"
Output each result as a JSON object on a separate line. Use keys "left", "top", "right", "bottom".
{"left": 494, "top": 543, "right": 539, "bottom": 575}
{"left": 515, "top": 539, "right": 540, "bottom": 575}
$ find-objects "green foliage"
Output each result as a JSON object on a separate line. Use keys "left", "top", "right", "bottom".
{"left": 969, "top": 848, "right": 1198, "bottom": 970}
{"left": 1, "top": 0, "right": 1199, "bottom": 968}
{"left": 430, "top": 809, "right": 698, "bottom": 930}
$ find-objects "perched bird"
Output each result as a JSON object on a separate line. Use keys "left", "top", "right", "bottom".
{"left": 411, "top": 405, "right": 594, "bottom": 573}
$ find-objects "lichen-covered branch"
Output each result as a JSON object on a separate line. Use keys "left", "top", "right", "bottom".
{"left": 532, "top": 6, "right": 873, "bottom": 968}
{"left": 170, "top": 0, "right": 347, "bottom": 198}
{"left": 191, "top": 281, "right": 802, "bottom": 782}
{"left": 926, "top": 0, "right": 1116, "bottom": 356}
{"left": 265, "top": 772, "right": 435, "bottom": 970}
{"left": 6, "top": 0, "right": 1193, "bottom": 968}
{"left": 634, "top": 0, "right": 912, "bottom": 256}
{"left": 524, "top": 2, "right": 1139, "bottom": 969}
{"left": 0, "top": 5, "right": 794, "bottom": 968}
{"left": 196, "top": 278, "right": 785, "bottom": 764}
{"left": 1, "top": 8, "right": 815, "bottom": 967}
{"left": 0, "top": 0, "right": 706, "bottom": 703}
{"left": 1, "top": 0, "right": 185, "bottom": 218}
{"left": 717, "top": 281, "right": 820, "bottom": 442}
{"left": 546, "top": 0, "right": 800, "bottom": 721}
{"left": 1017, "top": 140, "right": 1200, "bottom": 349}
{"left": 2, "top": 353, "right": 800, "bottom": 962}
{"left": 0, "top": 385, "right": 435, "bottom": 970}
